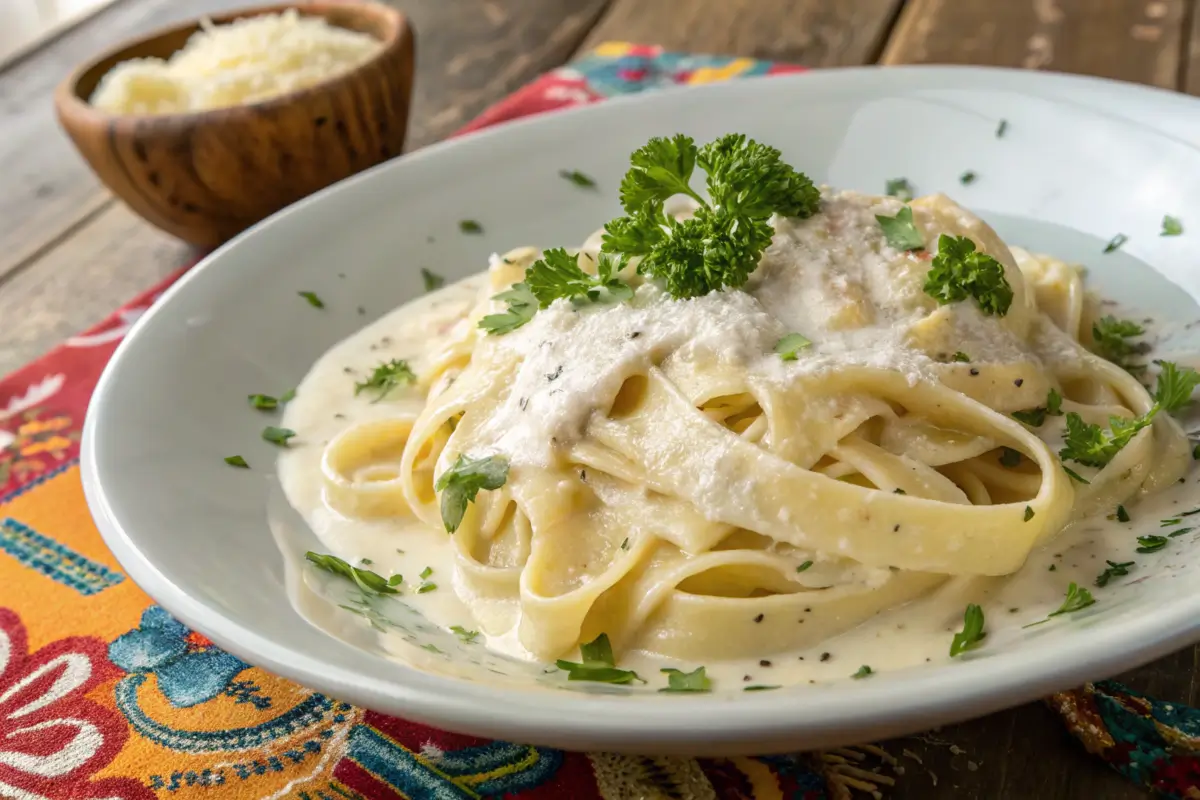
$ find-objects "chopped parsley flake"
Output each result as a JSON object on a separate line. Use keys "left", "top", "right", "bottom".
{"left": 959, "top": 171, "right": 977, "bottom": 185}
{"left": 1024, "top": 506, "right": 1034, "bottom": 522}
{"left": 419, "top": 565, "right": 433, "bottom": 579}
{"left": 1162, "top": 215, "right": 1183, "bottom": 236}
{"left": 1117, "top": 505, "right": 1130, "bottom": 523}
{"left": 1091, "top": 316, "right": 1146, "bottom": 369}
{"left": 421, "top": 268, "right": 445, "bottom": 292}
{"left": 1103, "top": 233, "right": 1128, "bottom": 253}
{"left": 262, "top": 426, "right": 296, "bottom": 446}
{"left": 354, "top": 359, "right": 416, "bottom": 402}
{"left": 1095, "top": 560, "right": 1134, "bottom": 587}
{"left": 949, "top": 604, "right": 986, "bottom": 656}
{"left": 659, "top": 666, "right": 711, "bottom": 693}
{"left": 298, "top": 291, "right": 324, "bottom": 308}
{"left": 775, "top": 332, "right": 813, "bottom": 361}
{"left": 555, "top": 633, "right": 643, "bottom": 684}
{"left": 434, "top": 454, "right": 510, "bottom": 533}
{"left": 450, "top": 625, "right": 479, "bottom": 642}
{"left": 1136, "top": 535, "right": 1168, "bottom": 553}
{"left": 459, "top": 220, "right": 483, "bottom": 234}
{"left": 952, "top": 352, "right": 971, "bottom": 363}
{"left": 248, "top": 394, "right": 278, "bottom": 410}
{"left": 885, "top": 178, "right": 914, "bottom": 202}
{"left": 280, "top": 388, "right": 296, "bottom": 403}
{"left": 224, "top": 455, "right": 249, "bottom": 468}
{"left": 851, "top": 665, "right": 874, "bottom": 679}
{"left": 999, "top": 447, "right": 1022, "bottom": 468}
{"left": 560, "top": 169, "right": 597, "bottom": 188}
{"left": 996, "top": 119, "right": 1008, "bottom": 138}
{"left": 1062, "top": 465, "right": 1091, "bottom": 484}
{"left": 796, "top": 560, "right": 814, "bottom": 573}
{"left": 417, "top": 582, "right": 438, "bottom": 593}
{"left": 1169, "top": 527, "right": 1193, "bottom": 538}
{"left": 744, "top": 685, "right": 781, "bottom": 691}
{"left": 1012, "top": 388, "right": 1064, "bottom": 427}
{"left": 924, "top": 234, "right": 1013, "bottom": 316}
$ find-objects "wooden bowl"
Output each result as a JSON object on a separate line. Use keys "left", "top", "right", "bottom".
{"left": 54, "top": 2, "right": 414, "bottom": 248}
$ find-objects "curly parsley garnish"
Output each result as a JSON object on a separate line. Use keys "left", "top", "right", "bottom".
{"left": 526, "top": 249, "right": 632, "bottom": 308}
{"left": 885, "top": 178, "right": 914, "bottom": 202}
{"left": 421, "top": 268, "right": 445, "bottom": 292}
{"left": 555, "top": 633, "right": 643, "bottom": 684}
{"left": 923, "top": 234, "right": 1013, "bottom": 316}
{"left": 1153, "top": 361, "right": 1200, "bottom": 412}
{"left": 306, "top": 551, "right": 399, "bottom": 595}
{"left": 949, "top": 604, "right": 986, "bottom": 656}
{"left": 1091, "top": 316, "right": 1146, "bottom": 368}
{"left": 1161, "top": 216, "right": 1183, "bottom": 236}
{"left": 875, "top": 205, "right": 924, "bottom": 251}
{"left": 1024, "top": 582, "right": 1095, "bottom": 627}
{"left": 1095, "top": 560, "right": 1134, "bottom": 587}
{"left": 479, "top": 283, "right": 538, "bottom": 335}
{"left": 1012, "top": 388, "right": 1063, "bottom": 427}
{"left": 601, "top": 133, "right": 819, "bottom": 299}
{"left": 354, "top": 359, "right": 416, "bottom": 402}
{"left": 434, "top": 454, "right": 509, "bottom": 533}
{"left": 660, "top": 666, "right": 711, "bottom": 693}
{"left": 775, "top": 332, "right": 812, "bottom": 361}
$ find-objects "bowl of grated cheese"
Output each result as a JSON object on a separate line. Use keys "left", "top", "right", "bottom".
{"left": 54, "top": 2, "right": 414, "bottom": 247}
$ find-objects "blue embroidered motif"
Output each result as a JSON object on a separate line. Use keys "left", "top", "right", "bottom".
{"left": 110, "top": 606, "right": 253, "bottom": 708}
{"left": 0, "top": 516, "right": 124, "bottom": 595}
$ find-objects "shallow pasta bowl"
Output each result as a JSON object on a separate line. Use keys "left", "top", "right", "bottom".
{"left": 81, "top": 66, "right": 1200, "bottom": 755}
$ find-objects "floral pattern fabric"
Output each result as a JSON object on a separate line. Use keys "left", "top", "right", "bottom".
{"left": 0, "top": 42, "right": 1193, "bottom": 799}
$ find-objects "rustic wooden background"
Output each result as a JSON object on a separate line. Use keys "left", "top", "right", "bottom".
{"left": 2, "top": 1, "right": 1198, "bottom": 797}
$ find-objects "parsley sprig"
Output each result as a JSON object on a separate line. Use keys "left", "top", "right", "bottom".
{"left": 601, "top": 133, "right": 819, "bottom": 299}
{"left": 1095, "top": 560, "right": 1134, "bottom": 587}
{"left": 949, "top": 603, "right": 986, "bottom": 657}
{"left": 1024, "top": 582, "right": 1095, "bottom": 627}
{"left": 306, "top": 551, "right": 399, "bottom": 596}
{"left": 875, "top": 205, "right": 924, "bottom": 251}
{"left": 1154, "top": 361, "right": 1200, "bottom": 412}
{"left": 526, "top": 249, "right": 632, "bottom": 308}
{"left": 479, "top": 283, "right": 538, "bottom": 335}
{"left": 923, "top": 234, "right": 1013, "bottom": 316}
{"left": 354, "top": 359, "right": 416, "bottom": 402}
{"left": 555, "top": 633, "right": 643, "bottom": 684}
{"left": 1060, "top": 410, "right": 1155, "bottom": 467}
{"left": 434, "top": 454, "right": 509, "bottom": 533}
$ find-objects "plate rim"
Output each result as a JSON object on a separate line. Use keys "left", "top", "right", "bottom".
{"left": 81, "top": 64, "right": 1200, "bottom": 754}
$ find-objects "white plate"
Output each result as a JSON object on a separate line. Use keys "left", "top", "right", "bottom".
{"left": 82, "top": 66, "right": 1200, "bottom": 755}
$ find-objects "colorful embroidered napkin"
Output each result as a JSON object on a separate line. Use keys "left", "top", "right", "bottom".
{"left": 0, "top": 43, "right": 1196, "bottom": 800}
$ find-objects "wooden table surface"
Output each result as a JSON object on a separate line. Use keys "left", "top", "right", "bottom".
{"left": 3, "top": 1, "right": 1197, "bottom": 797}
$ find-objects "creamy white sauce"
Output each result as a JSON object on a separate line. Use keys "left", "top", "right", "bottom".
{"left": 278, "top": 195, "right": 1200, "bottom": 691}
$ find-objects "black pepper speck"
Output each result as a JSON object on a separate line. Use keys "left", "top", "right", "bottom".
{"left": 1014, "top": 378, "right": 1024, "bottom": 387}
{"left": 820, "top": 652, "right": 831, "bottom": 662}
{"left": 969, "top": 368, "right": 980, "bottom": 376}
{"left": 753, "top": 614, "right": 764, "bottom": 623}
{"left": 759, "top": 660, "right": 772, "bottom": 667}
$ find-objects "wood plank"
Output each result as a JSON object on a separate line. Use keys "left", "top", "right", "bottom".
{"left": 0, "top": 203, "right": 192, "bottom": 378}
{"left": 882, "top": 0, "right": 1190, "bottom": 90}
{"left": 0, "top": 0, "right": 609, "bottom": 372}
{"left": 0, "top": 0, "right": 253, "bottom": 290}
{"left": 582, "top": 0, "right": 905, "bottom": 65}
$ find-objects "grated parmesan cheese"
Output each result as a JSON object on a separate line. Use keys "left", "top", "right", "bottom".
{"left": 89, "top": 9, "right": 380, "bottom": 115}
